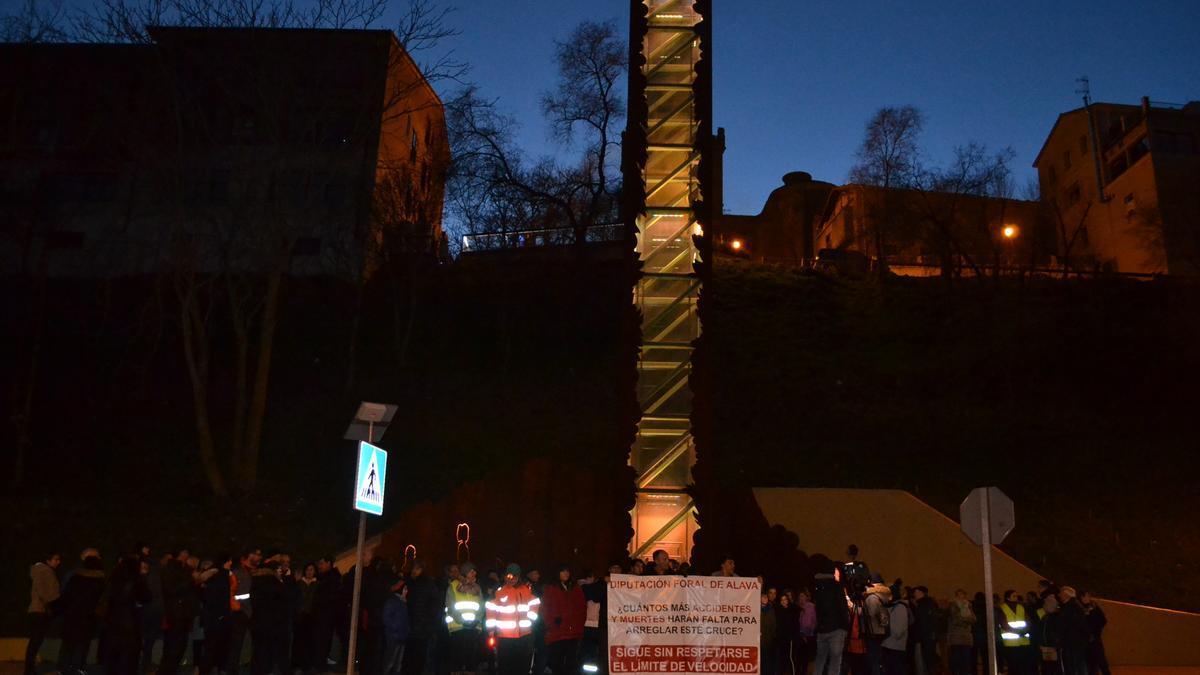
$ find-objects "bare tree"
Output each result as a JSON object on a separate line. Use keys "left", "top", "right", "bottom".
{"left": 848, "top": 106, "right": 924, "bottom": 272}
{"left": 2, "top": 0, "right": 69, "bottom": 41}
{"left": 447, "top": 87, "right": 588, "bottom": 244}
{"left": 445, "top": 19, "right": 625, "bottom": 254}
{"left": 540, "top": 19, "right": 625, "bottom": 235}
{"left": 1050, "top": 199, "right": 1093, "bottom": 276}
{"left": 908, "top": 142, "right": 1016, "bottom": 279}
{"left": 69, "top": 0, "right": 391, "bottom": 41}
{"left": 3, "top": 0, "right": 460, "bottom": 495}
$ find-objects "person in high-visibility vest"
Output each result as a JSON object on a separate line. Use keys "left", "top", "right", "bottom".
{"left": 1000, "top": 590, "right": 1034, "bottom": 675}
{"left": 446, "top": 562, "right": 484, "bottom": 675}
{"left": 486, "top": 563, "right": 540, "bottom": 675}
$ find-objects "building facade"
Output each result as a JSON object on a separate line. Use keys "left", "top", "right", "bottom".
{"left": 0, "top": 27, "right": 448, "bottom": 279}
{"left": 814, "top": 184, "right": 1045, "bottom": 276}
{"left": 1033, "top": 98, "right": 1200, "bottom": 275}
{"left": 716, "top": 171, "right": 834, "bottom": 264}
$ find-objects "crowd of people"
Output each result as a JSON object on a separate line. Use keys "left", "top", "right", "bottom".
{"left": 24, "top": 544, "right": 1111, "bottom": 675}
{"left": 775, "top": 545, "right": 1112, "bottom": 675}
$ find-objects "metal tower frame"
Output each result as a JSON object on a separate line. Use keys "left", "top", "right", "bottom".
{"left": 626, "top": 0, "right": 713, "bottom": 561}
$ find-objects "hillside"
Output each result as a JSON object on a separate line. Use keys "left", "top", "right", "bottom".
{"left": 3, "top": 256, "right": 1198, "bottom": 633}
{"left": 706, "top": 258, "right": 1200, "bottom": 609}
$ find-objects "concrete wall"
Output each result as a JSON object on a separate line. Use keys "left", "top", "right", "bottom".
{"left": 753, "top": 487, "right": 1200, "bottom": 667}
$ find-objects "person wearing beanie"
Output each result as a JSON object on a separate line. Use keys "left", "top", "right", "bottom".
{"left": 382, "top": 580, "right": 410, "bottom": 675}
{"left": 486, "top": 563, "right": 540, "bottom": 675}
{"left": 446, "top": 561, "right": 484, "bottom": 675}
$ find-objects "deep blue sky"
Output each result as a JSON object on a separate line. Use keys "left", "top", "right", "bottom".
{"left": 423, "top": 1, "right": 1199, "bottom": 215}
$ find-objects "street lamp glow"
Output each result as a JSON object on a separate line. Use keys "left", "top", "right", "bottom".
{"left": 730, "top": 238, "right": 744, "bottom": 251}
{"left": 1002, "top": 225, "right": 1018, "bottom": 239}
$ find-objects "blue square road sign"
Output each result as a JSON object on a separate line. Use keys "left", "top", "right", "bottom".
{"left": 355, "top": 441, "right": 387, "bottom": 515}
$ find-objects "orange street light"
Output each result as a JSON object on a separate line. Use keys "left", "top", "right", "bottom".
{"left": 1002, "top": 225, "right": 1018, "bottom": 239}
{"left": 730, "top": 238, "right": 744, "bottom": 251}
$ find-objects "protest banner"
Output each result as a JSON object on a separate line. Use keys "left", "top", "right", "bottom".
{"left": 607, "top": 574, "right": 761, "bottom": 675}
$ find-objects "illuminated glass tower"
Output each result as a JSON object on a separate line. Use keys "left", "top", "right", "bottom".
{"left": 625, "top": 0, "right": 713, "bottom": 561}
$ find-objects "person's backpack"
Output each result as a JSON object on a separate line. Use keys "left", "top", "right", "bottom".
{"left": 862, "top": 594, "right": 889, "bottom": 637}
{"left": 933, "top": 604, "right": 949, "bottom": 636}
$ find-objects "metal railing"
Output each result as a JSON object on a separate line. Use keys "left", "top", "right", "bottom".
{"left": 460, "top": 223, "right": 624, "bottom": 253}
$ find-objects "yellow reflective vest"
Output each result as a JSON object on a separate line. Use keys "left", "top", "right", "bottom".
{"left": 1000, "top": 603, "right": 1031, "bottom": 647}
{"left": 445, "top": 580, "right": 484, "bottom": 633}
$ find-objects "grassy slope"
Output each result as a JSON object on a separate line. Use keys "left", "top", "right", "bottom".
{"left": 3, "top": 258, "right": 1197, "bottom": 634}
{"left": 708, "top": 257, "right": 1200, "bottom": 610}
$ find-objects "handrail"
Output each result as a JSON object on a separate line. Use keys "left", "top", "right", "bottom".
{"left": 461, "top": 223, "right": 624, "bottom": 253}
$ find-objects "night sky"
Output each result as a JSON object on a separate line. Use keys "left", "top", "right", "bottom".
{"left": 419, "top": 0, "right": 1200, "bottom": 215}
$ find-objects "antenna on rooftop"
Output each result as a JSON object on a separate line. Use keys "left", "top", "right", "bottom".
{"left": 1076, "top": 75, "right": 1109, "bottom": 203}
{"left": 1076, "top": 76, "right": 1092, "bottom": 106}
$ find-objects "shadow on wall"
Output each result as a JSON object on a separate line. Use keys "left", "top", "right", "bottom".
{"left": 365, "top": 459, "right": 636, "bottom": 578}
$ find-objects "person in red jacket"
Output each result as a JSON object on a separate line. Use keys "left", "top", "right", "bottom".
{"left": 541, "top": 565, "right": 587, "bottom": 675}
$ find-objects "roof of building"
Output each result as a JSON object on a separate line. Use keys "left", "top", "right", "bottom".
{"left": 147, "top": 25, "right": 444, "bottom": 108}
{"left": 2, "top": 25, "right": 442, "bottom": 109}
{"left": 1030, "top": 99, "right": 1200, "bottom": 168}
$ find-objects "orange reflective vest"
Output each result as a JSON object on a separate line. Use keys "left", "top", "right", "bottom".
{"left": 485, "top": 584, "right": 540, "bottom": 639}
{"left": 229, "top": 572, "right": 241, "bottom": 612}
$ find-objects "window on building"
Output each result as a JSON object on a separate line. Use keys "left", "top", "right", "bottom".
{"left": 1108, "top": 155, "right": 1128, "bottom": 181}
{"left": 1127, "top": 135, "right": 1150, "bottom": 166}
{"left": 1080, "top": 134, "right": 1089, "bottom": 155}
{"left": 1124, "top": 193, "right": 1138, "bottom": 220}
{"left": 410, "top": 128, "right": 419, "bottom": 162}
{"left": 1063, "top": 150, "right": 1072, "bottom": 170}
{"left": 1066, "top": 183, "right": 1081, "bottom": 206}
{"left": 1046, "top": 165, "right": 1058, "bottom": 185}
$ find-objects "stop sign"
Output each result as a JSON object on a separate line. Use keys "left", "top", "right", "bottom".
{"left": 960, "top": 487, "right": 1015, "bottom": 546}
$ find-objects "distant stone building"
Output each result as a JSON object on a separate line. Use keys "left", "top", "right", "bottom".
{"left": 716, "top": 171, "right": 834, "bottom": 264}
{"left": 718, "top": 172, "right": 1043, "bottom": 276}
{"left": 0, "top": 26, "right": 448, "bottom": 279}
{"left": 1033, "top": 97, "right": 1200, "bottom": 275}
{"left": 814, "top": 184, "right": 1045, "bottom": 276}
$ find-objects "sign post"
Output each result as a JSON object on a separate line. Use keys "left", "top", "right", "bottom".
{"left": 343, "top": 401, "right": 395, "bottom": 675}
{"left": 960, "top": 487, "right": 1015, "bottom": 675}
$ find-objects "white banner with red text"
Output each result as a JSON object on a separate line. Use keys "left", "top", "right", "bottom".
{"left": 607, "top": 574, "right": 761, "bottom": 675}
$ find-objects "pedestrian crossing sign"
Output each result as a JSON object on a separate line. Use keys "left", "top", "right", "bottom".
{"left": 354, "top": 441, "right": 387, "bottom": 515}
